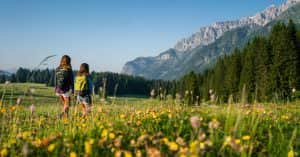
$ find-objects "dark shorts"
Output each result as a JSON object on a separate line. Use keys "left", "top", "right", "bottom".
{"left": 77, "top": 95, "right": 91, "bottom": 105}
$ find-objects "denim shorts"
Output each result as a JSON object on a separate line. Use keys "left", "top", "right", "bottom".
{"left": 77, "top": 95, "right": 91, "bottom": 105}
{"left": 56, "top": 90, "right": 72, "bottom": 98}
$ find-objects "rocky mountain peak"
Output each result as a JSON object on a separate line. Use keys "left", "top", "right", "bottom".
{"left": 173, "top": 0, "right": 300, "bottom": 52}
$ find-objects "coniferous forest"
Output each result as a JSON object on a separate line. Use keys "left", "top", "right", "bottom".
{"left": 173, "top": 20, "right": 300, "bottom": 104}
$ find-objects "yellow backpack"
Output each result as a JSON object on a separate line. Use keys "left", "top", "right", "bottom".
{"left": 75, "top": 76, "right": 88, "bottom": 95}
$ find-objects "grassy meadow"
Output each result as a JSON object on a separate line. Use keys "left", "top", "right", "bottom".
{"left": 0, "top": 83, "right": 299, "bottom": 157}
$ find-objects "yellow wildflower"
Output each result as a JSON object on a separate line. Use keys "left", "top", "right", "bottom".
{"left": 199, "top": 142, "right": 205, "bottom": 150}
{"left": 235, "top": 139, "right": 241, "bottom": 145}
{"left": 242, "top": 135, "right": 251, "bottom": 141}
{"left": 109, "top": 133, "right": 116, "bottom": 140}
{"left": 85, "top": 141, "right": 92, "bottom": 155}
{"left": 1, "top": 148, "right": 8, "bottom": 157}
{"left": 124, "top": 151, "right": 132, "bottom": 157}
{"left": 22, "top": 131, "right": 31, "bottom": 140}
{"left": 281, "top": 115, "right": 289, "bottom": 120}
{"left": 101, "top": 129, "right": 108, "bottom": 138}
{"left": 162, "top": 137, "right": 169, "bottom": 144}
{"left": 168, "top": 142, "right": 179, "bottom": 151}
{"left": 47, "top": 144, "right": 56, "bottom": 152}
{"left": 288, "top": 150, "right": 294, "bottom": 157}
{"left": 70, "top": 152, "right": 77, "bottom": 157}
{"left": 135, "top": 150, "right": 142, "bottom": 157}
{"left": 120, "top": 114, "right": 126, "bottom": 119}
{"left": 189, "top": 140, "right": 198, "bottom": 153}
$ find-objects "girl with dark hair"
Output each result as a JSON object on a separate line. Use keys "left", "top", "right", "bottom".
{"left": 75, "top": 63, "right": 93, "bottom": 117}
{"left": 55, "top": 55, "right": 74, "bottom": 117}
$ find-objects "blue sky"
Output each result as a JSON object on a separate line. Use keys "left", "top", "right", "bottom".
{"left": 0, "top": 0, "right": 284, "bottom": 72}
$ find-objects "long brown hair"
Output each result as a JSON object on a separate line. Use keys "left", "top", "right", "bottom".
{"left": 59, "top": 55, "right": 72, "bottom": 69}
{"left": 77, "top": 63, "right": 89, "bottom": 76}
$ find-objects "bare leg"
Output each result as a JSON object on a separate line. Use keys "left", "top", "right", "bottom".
{"left": 63, "top": 96, "right": 70, "bottom": 115}
{"left": 59, "top": 96, "right": 64, "bottom": 105}
{"left": 60, "top": 96, "right": 65, "bottom": 112}
{"left": 81, "top": 103, "right": 87, "bottom": 117}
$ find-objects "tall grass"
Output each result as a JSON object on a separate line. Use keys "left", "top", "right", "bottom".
{"left": 0, "top": 83, "right": 299, "bottom": 157}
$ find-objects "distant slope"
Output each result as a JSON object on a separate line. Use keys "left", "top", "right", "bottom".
{"left": 0, "top": 70, "right": 11, "bottom": 76}
{"left": 122, "top": 49, "right": 185, "bottom": 79}
{"left": 122, "top": 1, "right": 300, "bottom": 80}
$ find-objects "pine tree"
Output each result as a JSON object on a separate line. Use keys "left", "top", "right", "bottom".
{"left": 269, "top": 22, "right": 297, "bottom": 100}
{"left": 43, "top": 69, "right": 50, "bottom": 83}
{"left": 16, "top": 68, "right": 30, "bottom": 83}
{"left": 297, "top": 30, "right": 300, "bottom": 90}
{"left": 188, "top": 71, "right": 200, "bottom": 105}
{"left": 239, "top": 42, "right": 256, "bottom": 103}
{"left": 212, "top": 57, "right": 226, "bottom": 102}
{"left": 224, "top": 49, "right": 242, "bottom": 101}
{"left": 47, "top": 70, "right": 55, "bottom": 87}
{"left": 199, "top": 70, "right": 210, "bottom": 101}
{"left": 0, "top": 75, "right": 6, "bottom": 83}
{"left": 10, "top": 74, "right": 16, "bottom": 82}
{"left": 287, "top": 20, "right": 298, "bottom": 91}
{"left": 255, "top": 37, "right": 272, "bottom": 101}
{"left": 29, "top": 71, "right": 36, "bottom": 83}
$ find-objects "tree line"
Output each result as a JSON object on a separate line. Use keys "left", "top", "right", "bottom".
{"left": 0, "top": 68, "right": 54, "bottom": 85}
{"left": 0, "top": 68, "right": 170, "bottom": 97}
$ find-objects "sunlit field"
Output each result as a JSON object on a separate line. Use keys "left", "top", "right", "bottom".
{"left": 0, "top": 83, "right": 299, "bottom": 157}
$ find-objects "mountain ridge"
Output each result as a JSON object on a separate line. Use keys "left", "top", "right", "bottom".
{"left": 173, "top": 0, "right": 300, "bottom": 52}
{"left": 122, "top": 0, "right": 300, "bottom": 80}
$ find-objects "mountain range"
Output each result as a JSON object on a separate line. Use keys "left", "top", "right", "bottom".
{"left": 122, "top": 0, "right": 300, "bottom": 80}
